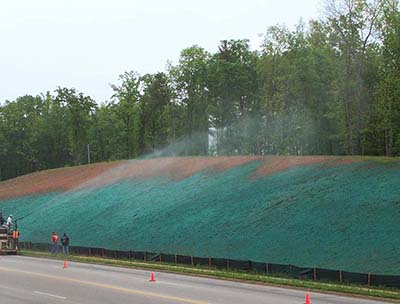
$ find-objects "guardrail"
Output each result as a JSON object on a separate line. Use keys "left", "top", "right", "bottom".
{"left": 19, "top": 242, "right": 400, "bottom": 288}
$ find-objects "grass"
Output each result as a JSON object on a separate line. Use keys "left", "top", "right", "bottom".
{"left": 20, "top": 250, "right": 400, "bottom": 303}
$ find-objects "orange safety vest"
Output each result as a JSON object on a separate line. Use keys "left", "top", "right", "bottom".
{"left": 12, "top": 230, "right": 19, "bottom": 239}
{"left": 52, "top": 234, "right": 58, "bottom": 243}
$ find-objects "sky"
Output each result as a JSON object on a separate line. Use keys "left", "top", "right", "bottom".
{"left": 0, "top": 0, "right": 321, "bottom": 104}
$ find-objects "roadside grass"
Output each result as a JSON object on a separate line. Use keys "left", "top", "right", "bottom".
{"left": 20, "top": 250, "right": 400, "bottom": 302}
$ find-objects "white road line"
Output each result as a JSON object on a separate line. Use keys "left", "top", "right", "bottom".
{"left": 34, "top": 291, "right": 67, "bottom": 300}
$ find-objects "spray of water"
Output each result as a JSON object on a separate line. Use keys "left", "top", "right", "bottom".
{"left": 12, "top": 131, "right": 211, "bottom": 222}
{"left": 10, "top": 110, "right": 319, "bottom": 223}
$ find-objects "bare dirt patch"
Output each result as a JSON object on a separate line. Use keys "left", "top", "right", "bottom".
{"left": 0, "top": 157, "right": 259, "bottom": 199}
{"left": 0, "top": 156, "right": 361, "bottom": 200}
{"left": 253, "top": 156, "right": 357, "bottom": 177}
{"left": 0, "top": 162, "right": 120, "bottom": 200}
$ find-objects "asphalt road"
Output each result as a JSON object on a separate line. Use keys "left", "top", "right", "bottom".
{"left": 0, "top": 256, "right": 390, "bottom": 304}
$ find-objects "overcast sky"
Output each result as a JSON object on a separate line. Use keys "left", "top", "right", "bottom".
{"left": 0, "top": 0, "right": 322, "bottom": 104}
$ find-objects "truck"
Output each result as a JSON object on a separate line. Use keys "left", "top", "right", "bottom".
{"left": 0, "top": 226, "right": 18, "bottom": 255}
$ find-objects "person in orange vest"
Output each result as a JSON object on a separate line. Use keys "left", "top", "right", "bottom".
{"left": 12, "top": 229, "right": 20, "bottom": 250}
{"left": 51, "top": 232, "right": 59, "bottom": 255}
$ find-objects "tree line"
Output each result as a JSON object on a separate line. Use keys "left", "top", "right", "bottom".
{"left": 1, "top": 0, "right": 399, "bottom": 181}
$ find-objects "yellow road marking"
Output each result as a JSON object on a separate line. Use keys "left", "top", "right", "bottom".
{"left": 0, "top": 266, "right": 208, "bottom": 304}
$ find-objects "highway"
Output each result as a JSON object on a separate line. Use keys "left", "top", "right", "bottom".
{"left": 0, "top": 256, "right": 390, "bottom": 304}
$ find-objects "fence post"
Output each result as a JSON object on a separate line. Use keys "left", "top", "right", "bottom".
{"left": 159, "top": 253, "right": 162, "bottom": 262}
{"left": 226, "top": 259, "right": 230, "bottom": 269}
{"left": 368, "top": 273, "right": 371, "bottom": 286}
{"left": 191, "top": 256, "right": 194, "bottom": 266}
{"left": 313, "top": 267, "right": 317, "bottom": 280}
{"left": 174, "top": 254, "right": 177, "bottom": 264}
{"left": 339, "top": 270, "right": 343, "bottom": 283}
{"left": 144, "top": 252, "right": 147, "bottom": 262}
{"left": 265, "top": 263, "right": 269, "bottom": 273}
{"left": 208, "top": 257, "right": 212, "bottom": 267}
{"left": 88, "top": 248, "right": 92, "bottom": 256}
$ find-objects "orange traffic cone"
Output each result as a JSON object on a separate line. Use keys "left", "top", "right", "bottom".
{"left": 305, "top": 292, "right": 311, "bottom": 304}
{"left": 63, "top": 260, "right": 67, "bottom": 269}
{"left": 149, "top": 272, "right": 156, "bottom": 282}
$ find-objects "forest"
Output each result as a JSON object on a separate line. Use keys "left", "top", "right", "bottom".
{"left": 1, "top": 0, "right": 399, "bottom": 181}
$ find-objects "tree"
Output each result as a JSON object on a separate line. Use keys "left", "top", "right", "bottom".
{"left": 138, "top": 72, "right": 175, "bottom": 153}
{"left": 0, "top": 95, "right": 45, "bottom": 179}
{"left": 88, "top": 103, "right": 125, "bottom": 161}
{"left": 111, "top": 71, "right": 141, "bottom": 159}
{"left": 169, "top": 46, "right": 211, "bottom": 155}
{"left": 372, "top": 0, "right": 400, "bottom": 156}
{"left": 54, "top": 87, "right": 97, "bottom": 165}
{"left": 326, "top": 0, "right": 387, "bottom": 154}
{"left": 258, "top": 22, "right": 340, "bottom": 155}
{"left": 208, "top": 39, "right": 261, "bottom": 155}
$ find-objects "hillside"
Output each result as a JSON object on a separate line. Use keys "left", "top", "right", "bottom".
{"left": 1, "top": 156, "right": 399, "bottom": 275}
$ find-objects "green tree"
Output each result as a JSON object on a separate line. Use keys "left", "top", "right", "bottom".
{"left": 259, "top": 22, "right": 339, "bottom": 155}
{"left": 0, "top": 95, "right": 44, "bottom": 179}
{"left": 37, "top": 92, "right": 71, "bottom": 168}
{"left": 372, "top": 0, "right": 400, "bottom": 156}
{"left": 208, "top": 39, "right": 261, "bottom": 155}
{"left": 326, "top": 0, "right": 387, "bottom": 154}
{"left": 169, "top": 46, "right": 211, "bottom": 155}
{"left": 138, "top": 72, "right": 175, "bottom": 153}
{"left": 111, "top": 71, "right": 141, "bottom": 159}
{"left": 54, "top": 87, "right": 97, "bottom": 165}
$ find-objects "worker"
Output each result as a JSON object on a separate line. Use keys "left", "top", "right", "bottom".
{"left": 0, "top": 211, "right": 4, "bottom": 226}
{"left": 61, "top": 233, "right": 70, "bottom": 255}
{"left": 12, "top": 229, "right": 20, "bottom": 250}
{"left": 51, "top": 232, "right": 59, "bottom": 255}
{"left": 6, "top": 215, "right": 12, "bottom": 231}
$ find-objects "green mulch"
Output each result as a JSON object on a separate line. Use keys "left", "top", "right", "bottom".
{"left": 1, "top": 158, "right": 400, "bottom": 274}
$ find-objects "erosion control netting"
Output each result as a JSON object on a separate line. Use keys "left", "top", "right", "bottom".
{"left": 1, "top": 157, "right": 400, "bottom": 275}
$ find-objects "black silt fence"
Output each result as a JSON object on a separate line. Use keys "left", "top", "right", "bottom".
{"left": 131, "top": 251, "right": 146, "bottom": 260}
{"left": 342, "top": 271, "right": 369, "bottom": 285}
{"left": 229, "top": 259, "right": 251, "bottom": 271}
{"left": 268, "top": 263, "right": 302, "bottom": 276}
{"left": 102, "top": 248, "right": 116, "bottom": 259}
{"left": 315, "top": 268, "right": 341, "bottom": 283}
{"left": 250, "top": 261, "right": 267, "bottom": 273}
{"left": 159, "top": 253, "right": 175, "bottom": 263}
{"left": 298, "top": 268, "right": 314, "bottom": 280}
{"left": 18, "top": 242, "right": 400, "bottom": 289}
{"left": 212, "top": 257, "right": 228, "bottom": 269}
{"left": 145, "top": 252, "right": 158, "bottom": 261}
{"left": 69, "top": 246, "right": 90, "bottom": 255}
{"left": 371, "top": 274, "right": 400, "bottom": 288}
{"left": 115, "top": 250, "right": 130, "bottom": 259}
{"left": 88, "top": 247, "right": 104, "bottom": 257}
{"left": 193, "top": 256, "right": 209, "bottom": 267}
{"left": 176, "top": 254, "right": 192, "bottom": 265}
{"left": 28, "top": 242, "right": 52, "bottom": 251}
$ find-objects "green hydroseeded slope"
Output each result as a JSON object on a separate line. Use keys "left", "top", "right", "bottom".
{"left": 1, "top": 160, "right": 400, "bottom": 274}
